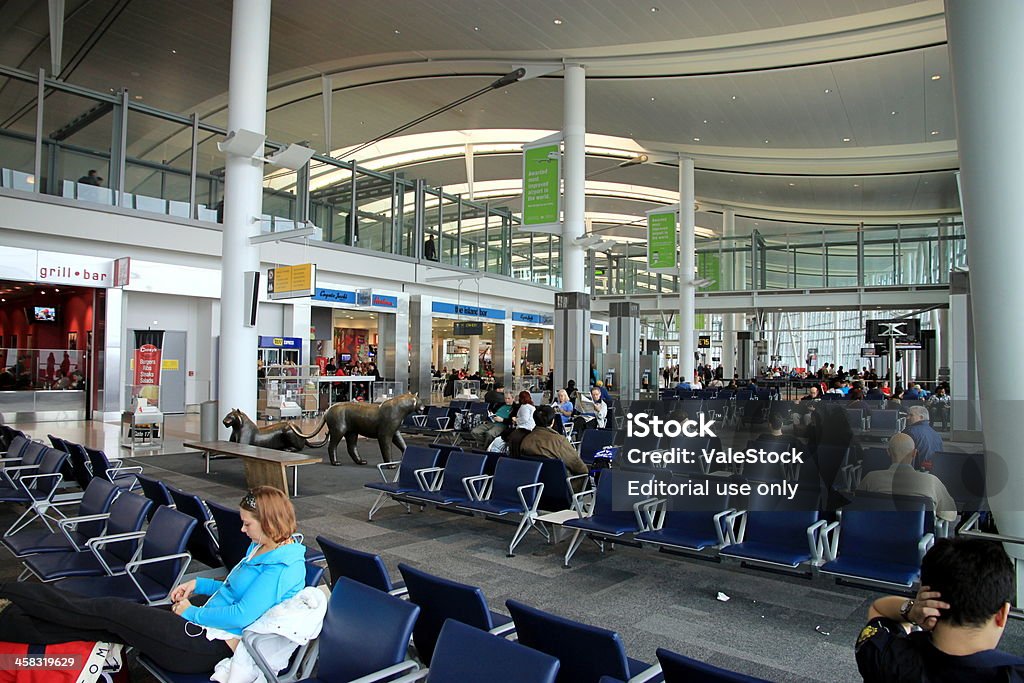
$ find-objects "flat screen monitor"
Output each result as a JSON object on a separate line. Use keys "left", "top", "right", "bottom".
{"left": 32, "top": 306, "right": 57, "bottom": 322}
{"left": 340, "top": 353, "right": 352, "bottom": 362}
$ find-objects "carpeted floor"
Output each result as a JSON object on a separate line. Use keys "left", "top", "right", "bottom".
{"left": 0, "top": 433, "right": 1018, "bottom": 682}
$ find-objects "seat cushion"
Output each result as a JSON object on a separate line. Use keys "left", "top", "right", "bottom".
{"left": 3, "top": 529, "right": 87, "bottom": 556}
{"left": 719, "top": 542, "right": 811, "bottom": 567}
{"left": 24, "top": 551, "right": 125, "bottom": 581}
{"left": 635, "top": 528, "right": 718, "bottom": 551}
{"left": 57, "top": 573, "right": 169, "bottom": 603}
{"left": 820, "top": 556, "right": 920, "bottom": 586}
{"left": 404, "top": 491, "right": 470, "bottom": 505}
{"left": 460, "top": 500, "right": 521, "bottom": 516}
{"left": 364, "top": 482, "right": 417, "bottom": 495}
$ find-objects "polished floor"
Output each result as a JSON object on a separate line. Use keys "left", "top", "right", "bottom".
{"left": 1, "top": 415, "right": 1019, "bottom": 682}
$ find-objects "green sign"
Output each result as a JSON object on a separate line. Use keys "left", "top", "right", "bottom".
{"left": 647, "top": 210, "right": 677, "bottom": 270}
{"left": 522, "top": 143, "right": 560, "bottom": 225}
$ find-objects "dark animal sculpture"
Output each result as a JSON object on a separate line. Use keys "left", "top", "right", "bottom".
{"left": 223, "top": 409, "right": 307, "bottom": 451}
{"left": 289, "top": 393, "right": 424, "bottom": 465}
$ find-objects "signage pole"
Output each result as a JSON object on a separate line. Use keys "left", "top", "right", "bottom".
{"left": 890, "top": 334, "right": 896, "bottom": 390}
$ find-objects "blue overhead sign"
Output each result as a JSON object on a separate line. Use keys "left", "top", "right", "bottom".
{"left": 590, "top": 321, "right": 608, "bottom": 333}
{"left": 258, "top": 336, "right": 302, "bottom": 349}
{"left": 512, "top": 312, "right": 553, "bottom": 325}
{"left": 432, "top": 302, "right": 506, "bottom": 320}
{"left": 312, "top": 288, "right": 356, "bottom": 304}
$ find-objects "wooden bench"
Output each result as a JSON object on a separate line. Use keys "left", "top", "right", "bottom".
{"left": 183, "top": 440, "right": 321, "bottom": 496}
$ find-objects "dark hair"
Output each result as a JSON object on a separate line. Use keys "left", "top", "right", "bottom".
{"left": 533, "top": 405, "right": 555, "bottom": 428}
{"left": 920, "top": 538, "right": 1014, "bottom": 627}
{"left": 518, "top": 390, "right": 533, "bottom": 405}
{"left": 769, "top": 414, "right": 784, "bottom": 431}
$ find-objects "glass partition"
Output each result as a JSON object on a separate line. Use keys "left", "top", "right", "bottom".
{"left": 43, "top": 88, "right": 116, "bottom": 204}
{"left": 124, "top": 107, "right": 194, "bottom": 215}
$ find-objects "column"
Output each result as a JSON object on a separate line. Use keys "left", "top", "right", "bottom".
{"left": 946, "top": 0, "right": 1024, "bottom": 556}
{"left": 554, "top": 63, "right": 591, "bottom": 390}
{"left": 542, "top": 329, "right": 553, "bottom": 376}
{"left": 677, "top": 157, "right": 696, "bottom": 382}
{"left": 408, "top": 295, "right": 434, "bottom": 398}
{"left": 217, "top": 0, "right": 270, "bottom": 436}
{"left": 491, "top": 322, "right": 514, "bottom": 391}
{"left": 721, "top": 208, "right": 737, "bottom": 377}
{"left": 512, "top": 326, "right": 523, "bottom": 378}
{"left": 468, "top": 334, "right": 481, "bottom": 374}
{"left": 609, "top": 302, "right": 640, "bottom": 403}
{"left": 283, "top": 303, "right": 311, "bottom": 367}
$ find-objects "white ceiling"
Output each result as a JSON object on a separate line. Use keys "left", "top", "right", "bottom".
{"left": 0, "top": 0, "right": 960, "bottom": 232}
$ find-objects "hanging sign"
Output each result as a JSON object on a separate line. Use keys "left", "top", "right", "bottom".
{"left": 522, "top": 141, "right": 561, "bottom": 230}
{"left": 646, "top": 209, "right": 677, "bottom": 271}
{"left": 268, "top": 263, "right": 316, "bottom": 300}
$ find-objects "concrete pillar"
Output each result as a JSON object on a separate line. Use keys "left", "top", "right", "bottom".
{"left": 491, "top": 322, "right": 514, "bottom": 390}
{"left": 609, "top": 302, "right": 641, "bottom": 403}
{"left": 946, "top": 0, "right": 1024, "bottom": 558}
{"left": 217, "top": 0, "right": 270, "bottom": 436}
{"left": 553, "top": 63, "right": 591, "bottom": 391}
{"left": 542, "top": 329, "right": 553, "bottom": 376}
{"left": 376, "top": 304, "right": 408, "bottom": 387}
{"left": 721, "top": 208, "right": 737, "bottom": 377}
{"left": 677, "top": 157, "right": 696, "bottom": 382}
{"left": 408, "top": 295, "right": 433, "bottom": 398}
{"left": 468, "top": 334, "right": 481, "bottom": 374}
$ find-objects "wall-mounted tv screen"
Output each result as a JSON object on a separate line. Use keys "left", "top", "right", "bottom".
{"left": 340, "top": 353, "right": 352, "bottom": 362}
{"left": 32, "top": 306, "right": 57, "bottom": 322}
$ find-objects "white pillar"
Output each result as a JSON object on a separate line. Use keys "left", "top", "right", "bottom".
{"left": 542, "top": 329, "right": 553, "bottom": 373}
{"left": 468, "top": 334, "right": 481, "bottom": 373}
{"left": 513, "top": 326, "right": 523, "bottom": 377}
{"left": 562, "top": 63, "right": 586, "bottom": 291}
{"left": 678, "top": 157, "right": 696, "bottom": 382}
{"left": 721, "top": 208, "right": 736, "bottom": 377}
{"left": 946, "top": 0, "right": 1024, "bottom": 551}
{"left": 217, "top": 0, "right": 270, "bottom": 435}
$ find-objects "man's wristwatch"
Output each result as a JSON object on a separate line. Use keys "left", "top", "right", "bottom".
{"left": 899, "top": 599, "right": 917, "bottom": 624}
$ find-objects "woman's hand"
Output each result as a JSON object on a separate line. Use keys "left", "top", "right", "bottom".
{"left": 170, "top": 579, "right": 196, "bottom": 604}
{"left": 171, "top": 598, "right": 193, "bottom": 616}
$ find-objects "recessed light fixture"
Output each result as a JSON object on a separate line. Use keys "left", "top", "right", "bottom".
{"left": 650, "top": 6, "right": 659, "bottom": 12}
{"left": 763, "top": 139, "right": 769, "bottom": 144}
{"left": 473, "top": 26, "right": 480, "bottom": 31}
{"left": 40, "top": 290, "right": 46, "bottom": 295}
{"left": 693, "top": 137, "right": 700, "bottom": 142}
{"left": 393, "top": 29, "right": 401, "bottom": 34}
{"left": 788, "top": 182, "right": 796, "bottom": 187}
{"left": 731, "top": 95, "right": 737, "bottom": 100}
{"left": 890, "top": 111, "right": 898, "bottom": 116}
{"left": 930, "top": 130, "right": 940, "bottom": 135}
{"left": 842, "top": 137, "right": 851, "bottom": 142}
{"left": 824, "top": 88, "right": 831, "bottom": 93}
{"left": 170, "top": 49, "right": 177, "bottom": 54}
{"left": 55, "top": 288, "right": 60, "bottom": 292}
{"left": 553, "top": 18, "right": 563, "bottom": 25}
{"left": 650, "top": 96, "right": 656, "bottom": 102}
{"left": 702, "top": 119, "right": 708, "bottom": 124}
{"left": 931, "top": 74, "right": 941, "bottom": 81}
{"left": 853, "top": 183, "right": 860, "bottom": 188}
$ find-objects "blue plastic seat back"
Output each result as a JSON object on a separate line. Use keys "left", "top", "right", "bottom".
{"left": 137, "top": 506, "right": 196, "bottom": 589}
{"left": 75, "top": 478, "right": 121, "bottom": 538}
{"left": 47, "top": 434, "right": 69, "bottom": 452}
{"left": 316, "top": 577, "right": 419, "bottom": 681}
{"left": 870, "top": 410, "right": 899, "bottom": 431}
{"left": 30, "top": 449, "right": 69, "bottom": 496}
{"left": 104, "top": 492, "right": 153, "bottom": 565}
{"left": 657, "top": 647, "right": 769, "bottom": 682}
{"left": 166, "top": 487, "right": 222, "bottom": 569}
{"left": 84, "top": 446, "right": 115, "bottom": 482}
{"left": 397, "top": 446, "right": 441, "bottom": 489}
{"left": 135, "top": 474, "right": 174, "bottom": 520}
{"left": 304, "top": 561, "right": 325, "bottom": 587}
{"left": 317, "top": 535, "right": 394, "bottom": 592}
{"left": 3, "top": 435, "right": 30, "bottom": 460}
{"left": 17, "top": 440, "right": 48, "bottom": 469}
{"left": 859, "top": 447, "right": 892, "bottom": 478}
{"left": 660, "top": 477, "right": 729, "bottom": 534}
{"left": 929, "top": 452, "right": 985, "bottom": 510}
{"left": 845, "top": 410, "right": 864, "bottom": 430}
{"left": 426, "top": 406, "right": 450, "bottom": 430}
{"left": 519, "top": 456, "right": 573, "bottom": 512}
{"left": 592, "top": 470, "right": 653, "bottom": 527}
{"left": 506, "top": 599, "right": 630, "bottom": 683}
{"left": 489, "top": 458, "right": 543, "bottom": 509}
{"left": 579, "top": 430, "right": 616, "bottom": 464}
{"left": 427, "top": 619, "right": 560, "bottom": 683}
{"left": 848, "top": 490, "right": 935, "bottom": 534}
{"left": 206, "top": 500, "right": 250, "bottom": 571}
{"left": 398, "top": 562, "right": 495, "bottom": 665}
{"left": 744, "top": 510, "right": 821, "bottom": 552}
{"left": 65, "top": 444, "right": 95, "bottom": 490}
{"left": 837, "top": 509, "right": 925, "bottom": 568}
{"left": 436, "top": 452, "right": 487, "bottom": 498}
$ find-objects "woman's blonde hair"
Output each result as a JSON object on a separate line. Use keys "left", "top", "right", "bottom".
{"left": 240, "top": 486, "right": 297, "bottom": 544}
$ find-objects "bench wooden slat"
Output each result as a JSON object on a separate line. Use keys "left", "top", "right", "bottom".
{"left": 183, "top": 440, "right": 321, "bottom": 496}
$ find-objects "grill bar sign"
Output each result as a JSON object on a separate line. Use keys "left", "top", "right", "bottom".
{"left": 267, "top": 263, "right": 316, "bottom": 300}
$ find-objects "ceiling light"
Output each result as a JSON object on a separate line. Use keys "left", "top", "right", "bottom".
{"left": 393, "top": 29, "right": 401, "bottom": 34}
{"left": 55, "top": 288, "right": 59, "bottom": 292}
{"left": 553, "top": 18, "right": 563, "bottom": 25}
{"left": 891, "top": 111, "right": 898, "bottom": 116}
{"left": 702, "top": 119, "right": 708, "bottom": 124}
{"left": 931, "top": 74, "right": 941, "bottom": 81}
{"left": 731, "top": 95, "right": 737, "bottom": 100}
{"left": 473, "top": 26, "right": 480, "bottom": 31}
{"left": 171, "top": 49, "right": 177, "bottom": 54}
{"left": 824, "top": 88, "right": 831, "bottom": 93}
{"left": 930, "top": 130, "right": 940, "bottom": 135}
{"left": 650, "top": 7, "right": 659, "bottom": 12}
{"left": 853, "top": 183, "right": 860, "bottom": 188}
{"left": 763, "top": 139, "right": 769, "bottom": 144}
{"left": 650, "top": 97, "right": 656, "bottom": 102}
{"left": 788, "top": 182, "right": 796, "bottom": 187}
{"left": 692, "top": 137, "right": 700, "bottom": 142}
{"left": 134, "top": 95, "right": 143, "bottom": 100}
{"left": 40, "top": 290, "right": 45, "bottom": 295}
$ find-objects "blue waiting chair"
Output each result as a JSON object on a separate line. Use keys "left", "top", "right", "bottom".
{"left": 819, "top": 507, "right": 931, "bottom": 589}
{"left": 365, "top": 446, "right": 441, "bottom": 520}
{"left": 506, "top": 599, "right": 662, "bottom": 683}
{"left": 135, "top": 474, "right": 175, "bottom": 520}
{"left": 166, "top": 486, "right": 222, "bottom": 570}
{"left": 719, "top": 490, "right": 826, "bottom": 573}
{"left": 316, "top": 535, "right": 406, "bottom": 595}
{"left": 563, "top": 470, "right": 655, "bottom": 567}
{"left": 634, "top": 476, "right": 732, "bottom": 557}
{"left": 404, "top": 451, "right": 487, "bottom": 507}
{"left": 389, "top": 619, "right": 559, "bottom": 683}
{"left": 203, "top": 499, "right": 324, "bottom": 570}
{"left": 0, "top": 447, "right": 70, "bottom": 535}
{"left": 280, "top": 577, "right": 419, "bottom": 683}
{"left": 655, "top": 647, "right": 771, "bottom": 682}
{"left": 22, "top": 492, "right": 151, "bottom": 582}
{"left": 3, "top": 477, "right": 119, "bottom": 558}
{"left": 56, "top": 505, "right": 196, "bottom": 604}
{"left": 458, "top": 457, "right": 547, "bottom": 556}
{"left": 84, "top": 446, "right": 142, "bottom": 490}
{"left": 579, "top": 429, "right": 616, "bottom": 465}
{"left": 398, "top": 563, "right": 514, "bottom": 665}
{"left": 305, "top": 561, "right": 325, "bottom": 588}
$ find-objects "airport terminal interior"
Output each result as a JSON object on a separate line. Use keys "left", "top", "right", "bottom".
{"left": 0, "top": 1, "right": 1022, "bottom": 681}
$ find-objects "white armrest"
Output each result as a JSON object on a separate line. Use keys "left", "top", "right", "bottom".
{"left": 348, "top": 661, "right": 420, "bottom": 683}
{"left": 628, "top": 663, "right": 664, "bottom": 683}
{"left": 464, "top": 474, "right": 493, "bottom": 502}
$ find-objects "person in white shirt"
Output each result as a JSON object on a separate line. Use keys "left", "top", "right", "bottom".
{"left": 857, "top": 433, "right": 957, "bottom": 522}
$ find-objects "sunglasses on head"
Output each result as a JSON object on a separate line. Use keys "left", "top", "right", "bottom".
{"left": 241, "top": 490, "right": 258, "bottom": 511}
